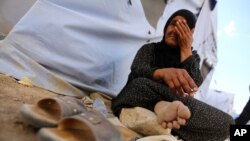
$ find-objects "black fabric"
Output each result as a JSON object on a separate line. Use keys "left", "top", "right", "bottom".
{"left": 209, "top": 0, "right": 217, "bottom": 11}
{"left": 235, "top": 95, "right": 250, "bottom": 124}
{"left": 154, "top": 42, "right": 180, "bottom": 68}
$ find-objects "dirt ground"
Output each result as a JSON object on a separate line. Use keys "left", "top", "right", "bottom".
{"left": 0, "top": 73, "right": 56, "bottom": 141}
{"left": 0, "top": 73, "right": 141, "bottom": 141}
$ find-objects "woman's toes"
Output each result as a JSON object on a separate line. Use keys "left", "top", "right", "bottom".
{"left": 173, "top": 121, "right": 180, "bottom": 129}
{"left": 167, "top": 122, "right": 173, "bottom": 129}
{"left": 161, "top": 121, "right": 167, "bottom": 128}
{"left": 177, "top": 117, "right": 186, "bottom": 125}
{"left": 178, "top": 104, "right": 191, "bottom": 119}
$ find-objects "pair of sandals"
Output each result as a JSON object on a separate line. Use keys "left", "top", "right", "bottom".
{"left": 20, "top": 95, "right": 124, "bottom": 141}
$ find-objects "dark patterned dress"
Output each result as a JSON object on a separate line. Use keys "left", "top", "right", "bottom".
{"left": 112, "top": 42, "right": 234, "bottom": 141}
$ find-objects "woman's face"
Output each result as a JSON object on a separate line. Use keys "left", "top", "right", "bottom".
{"left": 164, "top": 16, "right": 186, "bottom": 48}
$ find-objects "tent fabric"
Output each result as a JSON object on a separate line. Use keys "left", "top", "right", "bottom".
{"left": 191, "top": 0, "right": 234, "bottom": 115}
{"left": 0, "top": 41, "right": 86, "bottom": 97}
{"left": 0, "top": 0, "right": 204, "bottom": 97}
{"left": 0, "top": 0, "right": 36, "bottom": 35}
{"left": 0, "top": 0, "right": 163, "bottom": 97}
{"left": 193, "top": 0, "right": 218, "bottom": 98}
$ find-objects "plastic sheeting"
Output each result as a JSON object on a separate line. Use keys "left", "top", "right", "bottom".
{"left": 0, "top": 0, "right": 36, "bottom": 35}
{"left": 193, "top": 0, "right": 218, "bottom": 98}
{"left": 0, "top": 0, "right": 165, "bottom": 97}
{"left": 192, "top": 0, "right": 234, "bottom": 115}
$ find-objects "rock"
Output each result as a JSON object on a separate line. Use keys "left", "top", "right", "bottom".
{"left": 137, "top": 135, "right": 180, "bottom": 141}
{"left": 119, "top": 107, "right": 171, "bottom": 136}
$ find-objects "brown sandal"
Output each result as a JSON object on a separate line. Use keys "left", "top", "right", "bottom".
{"left": 20, "top": 95, "right": 87, "bottom": 128}
{"left": 38, "top": 110, "right": 124, "bottom": 141}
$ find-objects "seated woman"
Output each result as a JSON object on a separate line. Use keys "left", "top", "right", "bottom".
{"left": 112, "top": 9, "right": 234, "bottom": 141}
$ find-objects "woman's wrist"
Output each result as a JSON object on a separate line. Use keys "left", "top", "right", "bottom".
{"left": 180, "top": 48, "right": 192, "bottom": 62}
{"left": 153, "top": 69, "right": 162, "bottom": 80}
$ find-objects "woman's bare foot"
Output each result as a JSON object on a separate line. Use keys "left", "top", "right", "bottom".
{"left": 154, "top": 101, "right": 191, "bottom": 129}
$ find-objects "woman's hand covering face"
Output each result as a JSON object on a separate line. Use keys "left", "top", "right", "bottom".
{"left": 175, "top": 19, "right": 193, "bottom": 51}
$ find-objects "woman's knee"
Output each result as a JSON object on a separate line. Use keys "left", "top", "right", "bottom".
{"left": 129, "top": 77, "right": 152, "bottom": 86}
{"left": 223, "top": 114, "right": 235, "bottom": 127}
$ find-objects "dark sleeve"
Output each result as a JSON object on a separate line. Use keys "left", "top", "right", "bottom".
{"left": 179, "top": 50, "right": 203, "bottom": 87}
{"left": 111, "top": 44, "right": 159, "bottom": 117}
{"left": 128, "top": 43, "right": 158, "bottom": 80}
